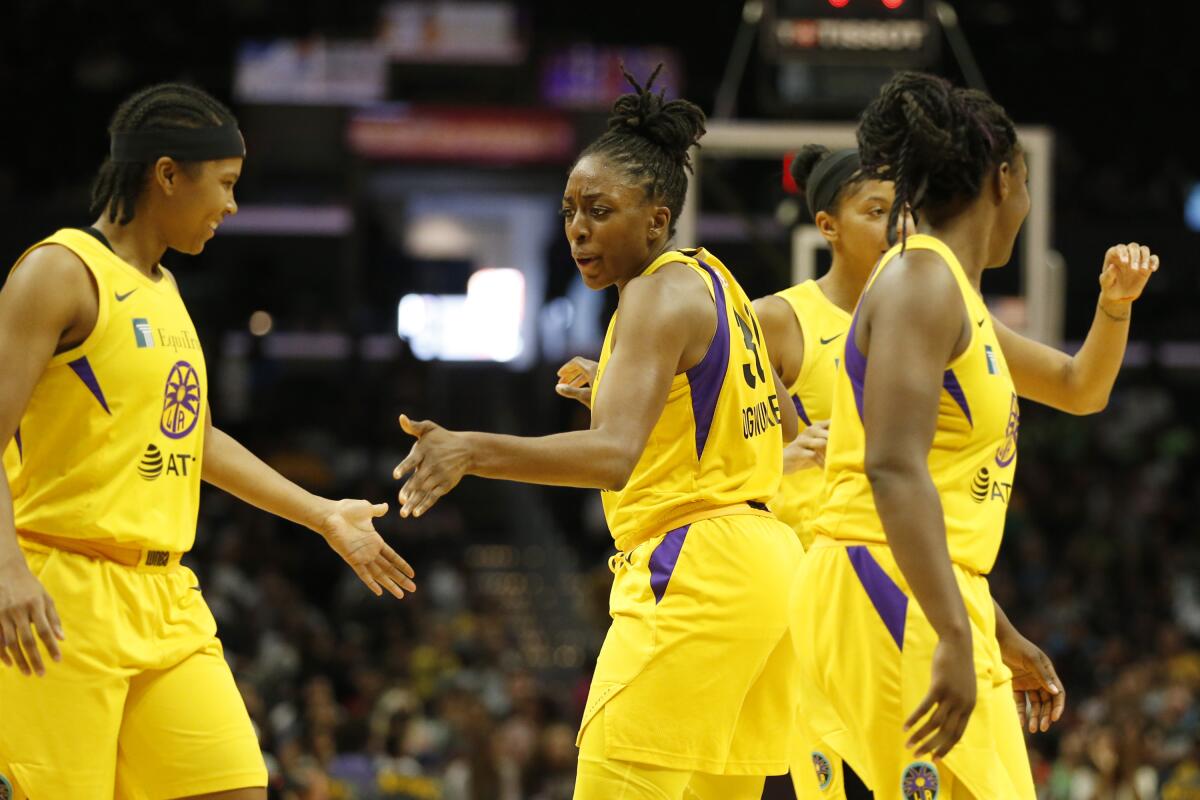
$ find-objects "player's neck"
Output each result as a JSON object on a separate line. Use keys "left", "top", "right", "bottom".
{"left": 93, "top": 214, "right": 168, "bottom": 279}
{"left": 817, "top": 258, "right": 867, "bottom": 314}
{"left": 922, "top": 215, "right": 990, "bottom": 291}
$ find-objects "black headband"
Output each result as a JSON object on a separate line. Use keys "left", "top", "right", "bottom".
{"left": 110, "top": 123, "right": 245, "bottom": 163}
{"left": 805, "top": 148, "right": 861, "bottom": 219}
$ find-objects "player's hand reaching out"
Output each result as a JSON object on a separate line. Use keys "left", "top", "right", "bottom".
{"left": 0, "top": 554, "right": 64, "bottom": 676}
{"left": 783, "top": 419, "right": 829, "bottom": 473}
{"left": 555, "top": 356, "right": 598, "bottom": 407}
{"left": 1000, "top": 632, "right": 1065, "bottom": 733}
{"left": 394, "top": 414, "right": 470, "bottom": 519}
{"left": 905, "top": 633, "right": 976, "bottom": 758}
{"left": 318, "top": 499, "right": 416, "bottom": 599}
{"left": 1098, "top": 242, "right": 1159, "bottom": 312}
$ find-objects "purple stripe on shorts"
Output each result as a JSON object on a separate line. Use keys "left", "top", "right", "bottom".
{"left": 686, "top": 260, "right": 731, "bottom": 460}
{"left": 792, "top": 393, "right": 812, "bottom": 427}
{"left": 13, "top": 426, "right": 21, "bottom": 461}
{"left": 942, "top": 368, "right": 973, "bottom": 426}
{"left": 846, "top": 545, "right": 908, "bottom": 650}
{"left": 68, "top": 356, "right": 111, "bottom": 415}
{"left": 844, "top": 312, "right": 867, "bottom": 422}
{"left": 649, "top": 525, "right": 691, "bottom": 604}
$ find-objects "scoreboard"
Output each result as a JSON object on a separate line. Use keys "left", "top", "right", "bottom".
{"left": 764, "top": 0, "right": 937, "bottom": 67}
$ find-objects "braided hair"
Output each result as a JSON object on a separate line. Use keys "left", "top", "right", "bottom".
{"left": 577, "top": 64, "right": 706, "bottom": 236}
{"left": 857, "top": 72, "right": 1018, "bottom": 246}
{"left": 90, "top": 83, "right": 239, "bottom": 225}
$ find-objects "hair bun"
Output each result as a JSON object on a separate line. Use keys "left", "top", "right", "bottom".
{"left": 789, "top": 144, "right": 832, "bottom": 196}
{"left": 606, "top": 64, "right": 706, "bottom": 169}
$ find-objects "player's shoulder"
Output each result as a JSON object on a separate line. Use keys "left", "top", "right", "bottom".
{"left": 5, "top": 242, "right": 93, "bottom": 297}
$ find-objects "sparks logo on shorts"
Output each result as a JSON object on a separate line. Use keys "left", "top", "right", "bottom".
{"left": 901, "top": 761, "right": 939, "bottom": 800}
{"left": 811, "top": 751, "right": 833, "bottom": 790}
{"left": 985, "top": 344, "right": 999, "bottom": 375}
{"left": 133, "top": 318, "right": 154, "bottom": 348}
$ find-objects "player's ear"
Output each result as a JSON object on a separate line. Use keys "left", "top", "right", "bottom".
{"left": 648, "top": 206, "right": 670, "bottom": 243}
{"left": 815, "top": 210, "right": 838, "bottom": 245}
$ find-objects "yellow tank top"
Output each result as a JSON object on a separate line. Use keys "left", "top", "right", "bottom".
{"left": 3, "top": 228, "right": 208, "bottom": 552}
{"left": 814, "top": 234, "right": 1019, "bottom": 574}
{"left": 594, "top": 248, "right": 784, "bottom": 553}
{"left": 766, "top": 280, "right": 851, "bottom": 548}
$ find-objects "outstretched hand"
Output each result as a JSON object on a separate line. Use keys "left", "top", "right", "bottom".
{"left": 319, "top": 499, "right": 416, "bottom": 599}
{"left": 394, "top": 414, "right": 471, "bottom": 519}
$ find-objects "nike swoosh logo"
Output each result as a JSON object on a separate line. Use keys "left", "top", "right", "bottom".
{"left": 819, "top": 333, "right": 844, "bottom": 345}
{"left": 976, "top": 317, "right": 986, "bottom": 327}
{"left": 115, "top": 289, "right": 137, "bottom": 302}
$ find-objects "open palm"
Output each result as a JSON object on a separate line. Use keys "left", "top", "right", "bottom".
{"left": 321, "top": 499, "right": 416, "bottom": 599}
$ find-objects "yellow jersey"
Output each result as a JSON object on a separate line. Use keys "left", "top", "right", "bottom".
{"left": 814, "top": 234, "right": 1019, "bottom": 574}
{"left": 766, "top": 280, "right": 851, "bottom": 548}
{"left": 3, "top": 228, "right": 208, "bottom": 552}
{"left": 594, "top": 248, "right": 785, "bottom": 553}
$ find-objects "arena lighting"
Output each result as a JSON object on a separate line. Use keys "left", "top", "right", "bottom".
{"left": 827, "top": 0, "right": 850, "bottom": 7}
{"left": 397, "top": 268, "right": 525, "bottom": 362}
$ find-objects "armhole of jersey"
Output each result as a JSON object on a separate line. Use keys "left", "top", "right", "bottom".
{"left": 35, "top": 242, "right": 112, "bottom": 368}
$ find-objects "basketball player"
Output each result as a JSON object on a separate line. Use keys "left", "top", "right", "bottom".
{"left": 0, "top": 84, "right": 416, "bottom": 800}
{"left": 394, "top": 67, "right": 802, "bottom": 799}
{"left": 789, "top": 72, "right": 1158, "bottom": 799}
{"left": 761, "top": 144, "right": 1072, "bottom": 799}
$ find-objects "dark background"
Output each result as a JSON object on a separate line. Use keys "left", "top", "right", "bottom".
{"left": 3, "top": 1, "right": 1199, "bottom": 798}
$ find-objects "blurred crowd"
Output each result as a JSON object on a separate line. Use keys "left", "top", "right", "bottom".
{"left": 185, "top": 377, "right": 1200, "bottom": 800}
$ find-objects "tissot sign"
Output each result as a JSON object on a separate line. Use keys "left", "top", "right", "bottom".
{"left": 765, "top": 0, "right": 937, "bottom": 67}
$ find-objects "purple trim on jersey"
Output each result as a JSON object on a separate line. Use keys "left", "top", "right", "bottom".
{"left": 942, "top": 369, "right": 973, "bottom": 426}
{"left": 792, "top": 394, "right": 812, "bottom": 427}
{"left": 13, "top": 426, "right": 21, "bottom": 461}
{"left": 68, "top": 356, "right": 111, "bottom": 415}
{"left": 686, "top": 260, "right": 731, "bottom": 460}
{"left": 844, "top": 312, "right": 867, "bottom": 422}
{"left": 649, "top": 525, "right": 691, "bottom": 604}
{"left": 847, "top": 546, "right": 908, "bottom": 650}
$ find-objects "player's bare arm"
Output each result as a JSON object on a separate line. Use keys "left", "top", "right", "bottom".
{"left": 995, "top": 242, "right": 1158, "bottom": 414}
{"left": 860, "top": 249, "right": 977, "bottom": 758}
{"left": 200, "top": 409, "right": 416, "bottom": 600}
{"left": 0, "top": 246, "right": 93, "bottom": 675}
{"left": 394, "top": 263, "right": 716, "bottom": 518}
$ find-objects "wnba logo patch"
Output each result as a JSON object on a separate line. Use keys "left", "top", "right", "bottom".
{"left": 133, "top": 318, "right": 154, "bottom": 348}
{"left": 901, "top": 761, "right": 939, "bottom": 799}
{"left": 811, "top": 751, "right": 833, "bottom": 790}
{"left": 139, "top": 443, "right": 164, "bottom": 480}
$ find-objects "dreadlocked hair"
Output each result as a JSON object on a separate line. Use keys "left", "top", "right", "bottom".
{"left": 857, "top": 71, "right": 1017, "bottom": 247}
{"left": 90, "top": 83, "right": 238, "bottom": 225}
{"left": 790, "top": 144, "right": 869, "bottom": 216}
{"left": 576, "top": 63, "right": 706, "bottom": 236}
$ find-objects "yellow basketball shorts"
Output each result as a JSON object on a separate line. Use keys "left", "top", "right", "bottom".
{"left": 577, "top": 514, "right": 803, "bottom": 776}
{"left": 0, "top": 541, "right": 267, "bottom": 800}
{"left": 789, "top": 537, "right": 1035, "bottom": 799}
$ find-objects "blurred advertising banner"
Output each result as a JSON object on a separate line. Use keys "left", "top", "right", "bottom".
{"left": 347, "top": 107, "right": 575, "bottom": 164}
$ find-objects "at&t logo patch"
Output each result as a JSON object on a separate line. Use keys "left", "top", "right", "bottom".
{"left": 137, "top": 443, "right": 195, "bottom": 480}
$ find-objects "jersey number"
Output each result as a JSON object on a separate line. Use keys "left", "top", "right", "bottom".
{"left": 734, "top": 304, "right": 767, "bottom": 389}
